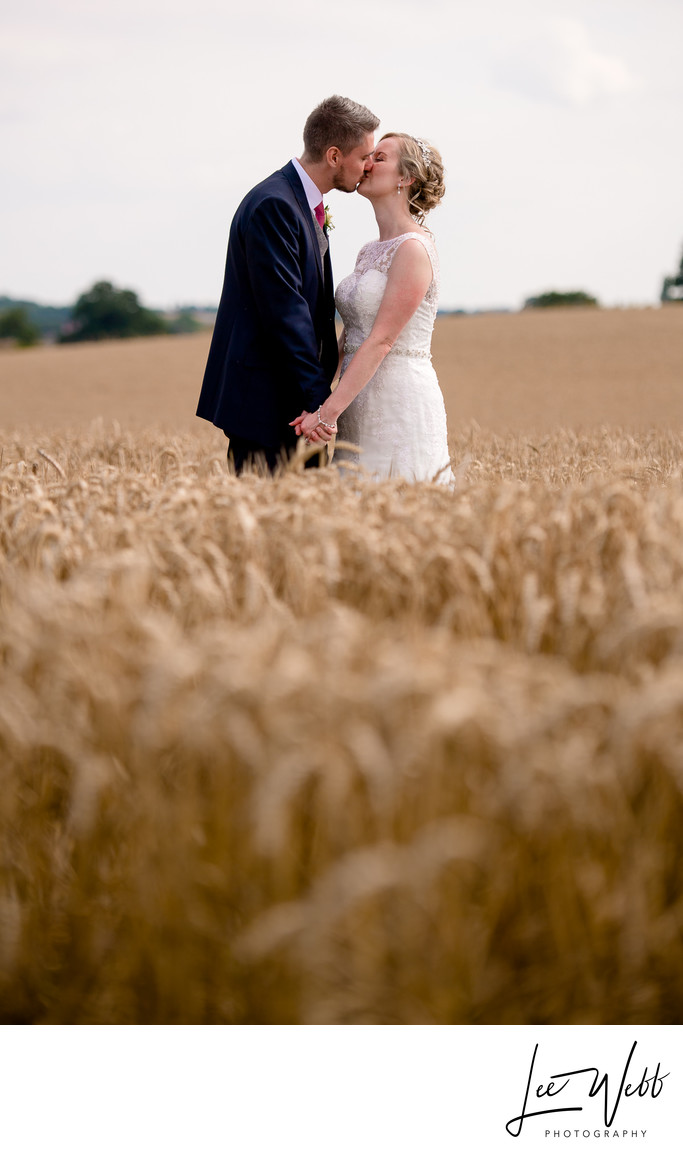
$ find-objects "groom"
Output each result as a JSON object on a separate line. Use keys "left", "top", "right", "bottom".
{"left": 196, "top": 95, "right": 379, "bottom": 473}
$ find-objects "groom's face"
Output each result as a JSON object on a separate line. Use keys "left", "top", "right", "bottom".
{"left": 331, "top": 133, "right": 376, "bottom": 193}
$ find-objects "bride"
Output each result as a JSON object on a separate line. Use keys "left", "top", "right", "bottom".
{"left": 291, "top": 132, "right": 453, "bottom": 484}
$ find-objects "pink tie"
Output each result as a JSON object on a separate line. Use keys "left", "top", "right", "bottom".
{"left": 314, "top": 201, "right": 325, "bottom": 229}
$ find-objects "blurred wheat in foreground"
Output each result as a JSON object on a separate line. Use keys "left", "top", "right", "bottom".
{"left": 1, "top": 421, "right": 683, "bottom": 1023}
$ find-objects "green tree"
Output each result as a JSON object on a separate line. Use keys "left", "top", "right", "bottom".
{"left": 59, "top": 281, "right": 169, "bottom": 342}
{"left": 661, "top": 245, "right": 683, "bottom": 302}
{"left": 0, "top": 306, "right": 41, "bottom": 347}
{"left": 0, "top": 297, "right": 70, "bottom": 340}
{"left": 167, "top": 308, "right": 202, "bottom": 334}
{"left": 524, "top": 290, "right": 599, "bottom": 309}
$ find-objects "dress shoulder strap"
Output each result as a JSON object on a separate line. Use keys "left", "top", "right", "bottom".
{"left": 390, "top": 232, "right": 439, "bottom": 288}
{"left": 392, "top": 231, "right": 436, "bottom": 266}
{"left": 354, "top": 233, "right": 439, "bottom": 287}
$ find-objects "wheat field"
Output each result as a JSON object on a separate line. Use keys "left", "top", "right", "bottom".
{"left": 1, "top": 309, "right": 683, "bottom": 1023}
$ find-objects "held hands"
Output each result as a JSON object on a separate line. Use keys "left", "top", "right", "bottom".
{"left": 290, "top": 406, "right": 338, "bottom": 444}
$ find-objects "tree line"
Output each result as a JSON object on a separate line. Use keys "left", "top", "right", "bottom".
{"left": 2, "top": 242, "right": 682, "bottom": 349}
{"left": 0, "top": 282, "right": 209, "bottom": 347}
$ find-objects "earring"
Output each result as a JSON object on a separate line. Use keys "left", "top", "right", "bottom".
{"left": 397, "top": 184, "right": 402, "bottom": 195}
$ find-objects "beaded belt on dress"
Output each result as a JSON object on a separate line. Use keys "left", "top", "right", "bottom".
{"left": 343, "top": 342, "right": 432, "bottom": 360}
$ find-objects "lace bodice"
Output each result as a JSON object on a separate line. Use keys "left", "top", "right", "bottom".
{"left": 335, "top": 232, "right": 439, "bottom": 358}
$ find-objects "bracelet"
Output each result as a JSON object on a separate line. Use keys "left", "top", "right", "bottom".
{"left": 316, "top": 406, "right": 338, "bottom": 433}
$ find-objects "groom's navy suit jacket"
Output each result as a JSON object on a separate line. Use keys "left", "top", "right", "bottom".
{"left": 196, "top": 162, "right": 338, "bottom": 451}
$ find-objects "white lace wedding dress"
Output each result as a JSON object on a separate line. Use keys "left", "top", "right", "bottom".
{"left": 333, "top": 231, "right": 454, "bottom": 484}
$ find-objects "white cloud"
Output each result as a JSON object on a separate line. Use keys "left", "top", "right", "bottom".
{"left": 494, "top": 17, "right": 638, "bottom": 107}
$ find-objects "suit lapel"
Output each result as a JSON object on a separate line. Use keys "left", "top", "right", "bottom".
{"left": 281, "top": 162, "right": 325, "bottom": 283}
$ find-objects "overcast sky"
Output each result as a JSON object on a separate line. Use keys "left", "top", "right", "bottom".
{"left": 2, "top": 0, "right": 682, "bottom": 312}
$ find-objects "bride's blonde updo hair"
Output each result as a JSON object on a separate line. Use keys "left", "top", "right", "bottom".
{"left": 381, "top": 132, "right": 445, "bottom": 224}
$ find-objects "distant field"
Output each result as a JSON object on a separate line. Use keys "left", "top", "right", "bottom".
{"left": 1, "top": 306, "right": 681, "bottom": 434}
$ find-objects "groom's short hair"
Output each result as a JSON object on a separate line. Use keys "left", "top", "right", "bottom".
{"left": 303, "top": 95, "right": 380, "bottom": 160}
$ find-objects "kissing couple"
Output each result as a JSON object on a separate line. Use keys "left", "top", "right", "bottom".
{"left": 197, "top": 94, "right": 453, "bottom": 484}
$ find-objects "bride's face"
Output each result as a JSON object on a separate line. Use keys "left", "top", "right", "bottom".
{"left": 357, "top": 136, "right": 406, "bottom": 200}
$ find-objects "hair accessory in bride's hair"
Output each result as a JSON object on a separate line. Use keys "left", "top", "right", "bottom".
{"left": 414, "top": 138, "right": 431, "bottom": 166}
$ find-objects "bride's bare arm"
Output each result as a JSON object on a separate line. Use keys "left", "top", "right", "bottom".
{"left": 335, "top": 324, "right": 346, "bottom": 378}
{"left": 292, "top": 240, "right": 432, "bottom": 439}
